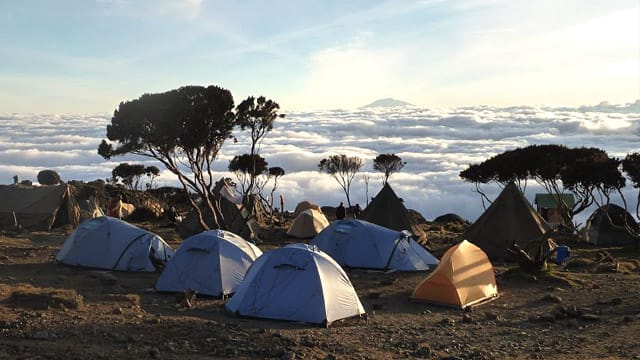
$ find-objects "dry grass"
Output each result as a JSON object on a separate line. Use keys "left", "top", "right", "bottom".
{"left": 6, "top": 284, "right": 84, "bottom": 310}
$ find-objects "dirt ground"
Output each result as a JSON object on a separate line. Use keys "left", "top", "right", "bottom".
{"left": 1, "top": 220, "right": 640, "bottom": 360}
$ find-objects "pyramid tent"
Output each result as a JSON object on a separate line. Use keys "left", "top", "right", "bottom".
{"left": 226, "top": 243, "right": 365, "bottom": 325}
{"left": 56, "top": 216, "right": 174, "bottom": 272}
{"left": 411, "top": 240, "right": 498, "bottom": 309}
{"left": 287, "top": 208, "right": 330, "bottom": 239}
{"left": 0, "top": 184, "right": 80, "bottom": 231}
{"left": 361, "top": 183, "right": 428, "bottom": 246}
{"left": 155, "top": 229, "right": 262, "bottom": 297}
{"left": 585, "top": 204, "right": 639, "bottom": 245}
{"left": 463, "top": 182, "right": 551, "bottom": 261}
{"left": 293, "top": 200, "right": 322, "bottom": 218}
{"left": 310, "top": 219, "right": 438, "bottom": 271}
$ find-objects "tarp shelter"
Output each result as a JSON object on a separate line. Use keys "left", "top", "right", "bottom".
{"left": 310, "top": 219, "right": 439, "bottom": 271}
{"left": 155, "top": 229, "right": 262, "bottom": 297}
{"left": 463, "top": 182, "right": 551, "bottom": 261}
{"left": 176, "top": 178, "right": 265, "bottom": 240}
{"left": 293, "top": 201, "right": 322, "bottom": 218}
{"left": 411, "top": 240, "right": 498, "bottom": 309}
{"left": 287, "top": 208, "right": 330, "bottom": 239}
{"left": 56, "top": 216, "right": 173, "bottom": 272}
{"left": 226, "top": 243, "right": 365, "bottom": 325}
{"left": 0, "top": 184, "right": 80, "bottom": 231}
{"left": 361, "top": 183, "right": 428, "bottom": 246}
{"left": 585, "top": 204, "right": 639, "bottom": 245}
{"left": 534, "top": 193, "right": 575, "bottom": 227}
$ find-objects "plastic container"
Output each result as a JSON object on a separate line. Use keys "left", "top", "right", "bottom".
{"left": 556, "top": 245, "right": 571, "bottom": 265}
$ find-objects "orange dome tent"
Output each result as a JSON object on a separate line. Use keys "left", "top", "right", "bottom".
{"left": 411, "top": 240, "right": 498, "bottom": 309}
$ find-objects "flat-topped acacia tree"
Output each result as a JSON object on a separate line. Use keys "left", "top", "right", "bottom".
{"left": 460, "top": 144, "right": 625, "bottom": 228}
{"left": 98, "top": 85, "right": 261, "bottom": 230}
{"left": 318, "top": 154, "right": 363, "bottom": 207}
{"left": 373, "top": 153, "right": 406, "bottom": 185}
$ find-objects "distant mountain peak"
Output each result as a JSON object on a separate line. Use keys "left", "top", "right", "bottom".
{"left": 362, "top": 98, "right": 414, "bottom": 108}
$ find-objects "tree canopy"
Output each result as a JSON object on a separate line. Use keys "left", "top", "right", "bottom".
{"left": 235, "top": 96, "right": 284, "bottom": 197}
{"left": 37, "top": 169, "right": 61, "bottom": 185}
{"left": 228, "top": 154, "right": 268, "bottom": 197}
{"left": 373, "top": 153, "right": 406, "bottom": 184}
{"left": 98, "top": 85, "right": 237, "bottom": 229}
{"left": 459, "top": 144, "right": 625, "bottom": 227}
{"left": 622, "top": 153, "right": 640, "bottom": 219}
{"left": 112, "top": 163, "right": 160, "bottom": 191}
{"left": 318, "top": 154, "right": 363, "bottom": 207}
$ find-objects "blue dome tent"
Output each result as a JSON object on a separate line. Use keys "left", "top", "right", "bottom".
{"left": 155, "top": 229, "right": 262, "bottom": 297}
{"left": 310, "top": 219, "right": 438, "bottom": 271}
{"left": 226, "top": 244, "right": 365, "bottom": 326}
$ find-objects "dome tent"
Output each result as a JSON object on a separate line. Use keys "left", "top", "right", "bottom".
{"left": 411, "top": 240, "right": 498, "bottom": 309}
{"left": 226, "top": 243, "right": 365, "bottom": 326}
{"left": 287, "top": 208, "right": 330, "bottom": 239}
{"left": 293, "top": 200, "right": 322, "bottom": 218}
{"left": 155, "top": 229, "right": 262, "bottom": 297}
{"left": 55, "top": 216, "right": 173, "bottom": 272}
{"left": 585, "top": 204, "right": 639, "bottom": 245}
{"left": 310, "top": 219, "right": 438, "bottom": 271}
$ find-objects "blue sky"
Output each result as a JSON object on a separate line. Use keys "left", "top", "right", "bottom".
{"left": 1, "top": 0, "right": 638, "bottom": 113}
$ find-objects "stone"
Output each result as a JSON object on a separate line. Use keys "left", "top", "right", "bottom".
{"left": 579, "top": 314, "right": 600, "bottom": 322}
{"left": 484, "top": 312, "right": 499, "bottom": 321}
{"left": 541, "top": 294, "right": 563, "bottom": 303}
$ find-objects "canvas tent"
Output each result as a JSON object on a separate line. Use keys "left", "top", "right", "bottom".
{"left": 56, "top": 216, "right": 173, "bottom": 272}
{"left": 411, "top": 240, "right": 498, "bottom": 309}
{"left": 287, "top": 208, "right": 330, "bottom": 238}
{"left": 585, "top": 204, "right": 639, "bottom": 245}
{"left": 463, "top": 182, "right": 552, "bottom": 261}
{"left": 155, "top": 229, "right": 262, "bottom": 297}
{"left": 226, "top": 243, "right": 365, "bottom": 325}
{"left": 361, "top": 183, "right": 428, "bottom": 246}
{"left": 176, "top": 178, "right": 265, "bottom": 240}
{"left": 0, "top": 184, "right": 80, "bottom": 231}
{"left": 310, "top": 219, "right": 438, "bottom": 271}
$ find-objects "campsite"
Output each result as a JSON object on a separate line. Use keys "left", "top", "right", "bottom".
{"left": 1, "top": 182, "right": 640, "bottom": 359}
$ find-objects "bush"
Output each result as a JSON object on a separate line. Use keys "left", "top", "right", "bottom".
{"left": 37, "top": 169, "right": 62, "bottom": 185}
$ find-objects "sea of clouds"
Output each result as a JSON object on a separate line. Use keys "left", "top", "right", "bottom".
{"left": 1, "top": 100, "right": 639, "bottom": 226}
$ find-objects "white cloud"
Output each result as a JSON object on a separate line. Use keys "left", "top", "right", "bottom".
{"left": 1, "top": 102, "right": 639, "bottom": 225}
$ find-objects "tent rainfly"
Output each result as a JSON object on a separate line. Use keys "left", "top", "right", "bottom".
{"left": 155, "top": 229, "right": 262, "bottom": 297}
{"left": 361, "top": 183, "right": 428, "bottom": 246}
{"left": 310, "top": 219, "right": 438, "bottom": 271}
{"left": 411, "top": 240, "right": 498, "bottom": 309}
{"left": 293, "top": 200, "right": 322, "bottom": 218}
{"left": 55, "top": 216, "right": 173, "bottom": 272}
{"left": 226, "top": 243, "right": 365, "bottom": 326}
{"left": 463, "top": 181, "right": 551, "bottom": 261}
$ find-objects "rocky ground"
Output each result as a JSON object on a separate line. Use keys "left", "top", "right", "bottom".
{"left": 1, "top": 220, "right": 640, "bottom": 359}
